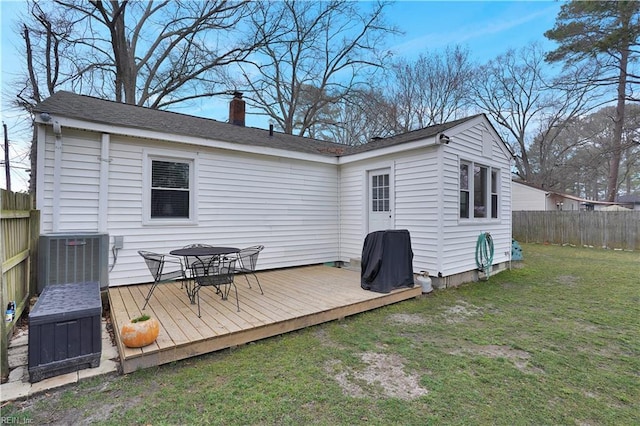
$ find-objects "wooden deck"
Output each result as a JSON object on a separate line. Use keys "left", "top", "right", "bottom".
{"left": 108, "top": 265, "right": 421, "bottom": 373}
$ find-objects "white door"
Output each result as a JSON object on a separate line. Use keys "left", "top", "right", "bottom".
{"left": 368, "top": 169, "right": 392, "bottom": 232}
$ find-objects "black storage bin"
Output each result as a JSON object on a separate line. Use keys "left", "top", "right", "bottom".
{"left": 28, "top": 282, "right": 102, "bottom": 382}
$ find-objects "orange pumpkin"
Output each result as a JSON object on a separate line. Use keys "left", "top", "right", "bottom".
{"left": 120, "top": 315, "right": 160, "bottom": 348}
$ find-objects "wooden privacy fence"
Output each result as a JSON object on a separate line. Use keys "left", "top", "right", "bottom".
{"left": 1, "top": 189, "right": 39, "bottom": 379}
{"left": 512, "top": 211, "right": 640, "bottom": 251}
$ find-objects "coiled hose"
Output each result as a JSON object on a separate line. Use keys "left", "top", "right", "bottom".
{"left": 475, "top": 232, "right": 494, "bottom": 279}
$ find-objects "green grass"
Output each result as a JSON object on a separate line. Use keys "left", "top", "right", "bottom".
{"left": 5, "top": 244, "right": 639, "bottom": 425}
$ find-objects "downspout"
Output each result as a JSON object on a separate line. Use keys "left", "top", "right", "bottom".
{"left": 336, "top": 162, "right": 343, "bottom": 264}
{"left": 35, "top": 124, "right": 46, "bottom": 215}
{"left": 435, "top": 134, "right": 446, "bottom": 283}
{"left": 51, "top": 121, "right": 62, "bottom": 232}
{"left": 98, "top": 133, "right": 110, "bottom": 233}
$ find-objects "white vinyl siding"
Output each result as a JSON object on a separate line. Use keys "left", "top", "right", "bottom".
{"left": 393, "top": 152, "right": 442, "bottom": 274}
{"left": 105, "top": 137, "right": 339, "bottom": 286}
{"left": 40, "top": 129, "right": 102, "bottom": 233}
{"left": 338, "top": 147, "right": 441, "bottom": 276}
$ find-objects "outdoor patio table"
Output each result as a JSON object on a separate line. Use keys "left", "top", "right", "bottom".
{"left": 169, "top": 246, "right": 239, "bottom": 302}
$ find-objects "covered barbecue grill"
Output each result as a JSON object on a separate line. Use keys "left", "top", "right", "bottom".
{"left": 360, "top": 229, "right": 414, "bottom": 293}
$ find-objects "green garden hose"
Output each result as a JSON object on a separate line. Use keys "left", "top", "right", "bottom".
{"left": 475, "top": 232, "right": 494, "bottom": 279}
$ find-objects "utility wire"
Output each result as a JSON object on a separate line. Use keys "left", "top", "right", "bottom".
{"left": 3, "top": 122, "right": 11, "bottom": 191}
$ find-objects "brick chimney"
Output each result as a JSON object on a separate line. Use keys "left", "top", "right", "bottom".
{"left": 229, "top": 91, "right": 245, "bottom": 126}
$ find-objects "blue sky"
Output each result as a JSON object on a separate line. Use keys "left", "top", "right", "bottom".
{"left": 0, "top": 0, "right": 562, "bottom": 191}
{"left": 386, "top": 1, "right": 561, "bottom": 59}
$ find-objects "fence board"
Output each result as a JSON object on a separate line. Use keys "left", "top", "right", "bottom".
{"left": 512, "top": 211, "right": 640, "bottom": 251}
{"left": 1, "top": 189, "right": 38, "bottom": 380}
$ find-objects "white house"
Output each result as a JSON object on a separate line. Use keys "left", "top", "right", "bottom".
{"left": 512, "top": 180, "right": 628, "bottom": 211}
{"left": 511, "top": 181, "right": 585, "bottom": 211}
{"left": 34, "top": 91, "right": 513, "bottom": 289}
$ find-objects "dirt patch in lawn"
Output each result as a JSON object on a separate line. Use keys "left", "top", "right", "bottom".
{"left": 440, "top": 300, "right": 484, "bottom": 324}
{"left": 450, "top": 344, "right": 544, "bottom": 375}
{"left": 326, "top": 352, "right": 428, "bottom": 400}
{"left": 555, "top": 275, "right": 579, "bottom": 286}
{"left": 387, "top": 313, "right": 428, "bottom": 325}
{"left": 314, "top": 328, "right": 346, "bottom": 349}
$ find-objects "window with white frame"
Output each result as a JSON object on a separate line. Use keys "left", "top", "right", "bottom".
{"left": 460, "top": 160, "right": 499, "bottom": 220}
{"left": 144, "top": 152, "right": 196, "bottom": 223}
{"left": 151, "top": 160, "right": 190, "bottom": 218}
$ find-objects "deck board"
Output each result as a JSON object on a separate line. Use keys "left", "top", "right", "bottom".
{"left": 109, "top": 265, "right": 421, "bottom": 373}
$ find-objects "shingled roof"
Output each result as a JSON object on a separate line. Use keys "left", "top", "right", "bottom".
{"left": 34, "top": 91, "right": 480, "bottom": 157}
{"left": 347, "top": 114, "right": 483, "bottom": 155}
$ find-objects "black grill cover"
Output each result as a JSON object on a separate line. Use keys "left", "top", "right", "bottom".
{"left": 360, "top": 229, "right": 414, "bottom": 293}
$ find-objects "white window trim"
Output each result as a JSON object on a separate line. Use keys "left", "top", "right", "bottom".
{"left": 459, "top": 159, "right": 500, "bottom": 222}
{"left": 142, "top": 148, "right": 199, "bottom": 226}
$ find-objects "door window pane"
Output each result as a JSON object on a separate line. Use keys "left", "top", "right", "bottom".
{"left": 371, "top": 173, "right": 390, "bottom": 212}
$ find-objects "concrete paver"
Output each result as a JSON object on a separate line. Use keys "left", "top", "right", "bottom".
{"left": 28, "top": 371, "right": 79, "bottom": 395}
{"left": 1, "top": 317, "right": 119, "bottom": 403}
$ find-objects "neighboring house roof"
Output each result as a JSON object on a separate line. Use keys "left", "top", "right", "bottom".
{"left": 34, "top": 91, "right": 485, "bottom": 158}
{"left": 600, "top": 204, "right": 632, "bottom": 211}
{"left": 513, "top": 179, "right": 627, "bottom": 206}
{"left": 616, "top": 194, "right": 640, "bottom": 204}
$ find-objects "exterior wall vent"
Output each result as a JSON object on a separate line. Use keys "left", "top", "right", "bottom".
{"left": 38, "top": 233, "right": 109, "bottom": 293}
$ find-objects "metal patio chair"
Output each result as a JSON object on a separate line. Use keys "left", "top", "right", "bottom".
{"left": 177, "top": 243, "right": 215, "bottom": 296}
{"left": 138, "top": 250, "right": 187, "bottom": 309}
{"left": 190, "top": 256, "right": 239, "bottom": 317}
{"left": 230, "top": 245, "right": 264, "bottom": 294}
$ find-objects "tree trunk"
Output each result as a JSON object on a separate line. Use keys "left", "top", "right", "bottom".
{"left": 102, "top": 1, "right": 134, "bottom": 104}
{"left": 605, "top": 37, "right": 630, "bottom": 202}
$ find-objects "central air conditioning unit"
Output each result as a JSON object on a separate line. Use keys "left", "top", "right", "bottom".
{"left": 38, "top": 233, "right": 109, "bottom": 293}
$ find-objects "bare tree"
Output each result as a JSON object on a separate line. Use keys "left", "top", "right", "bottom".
{"left": 13, "top": 1, "right": 89, "bottom": 192}
{"left": 17, "top": 0, "right": 262, "bottom": 108}
{"left": 470, "top": 43, "right": 596, "bottom": 185}
{"left": 15, "top": 2, "right": 84, "bottom": 112}
{"left": 324, "top": 88, "right": 399, "bottom": 146}
{"left": 11, "top": 0, "right": 268, "bottom": 191}
{"left": 239, "top": 0, "right": 396, "bottom": 137}
{"left": 47, "top": 0, "right": 260, "bottom": 107}
{"left": 388, "top": 46, "right": 475, "bottom": 133}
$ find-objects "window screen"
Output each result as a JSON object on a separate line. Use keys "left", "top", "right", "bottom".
{"left": 151, "top": 160, "right": 190, "bottom": 218}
